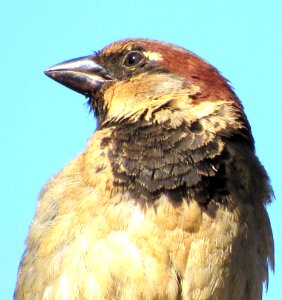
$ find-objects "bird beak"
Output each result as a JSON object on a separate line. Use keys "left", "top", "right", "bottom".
{"left": 44, "top": 56, "right": 112, "bottom": 95}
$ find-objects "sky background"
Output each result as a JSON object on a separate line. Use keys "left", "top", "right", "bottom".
{"left": 1, "top": 0, "right": 281, "bottom": 299}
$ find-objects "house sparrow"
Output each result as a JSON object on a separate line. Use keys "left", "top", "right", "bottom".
{"left": 15, "top": 39, "right": 274, "bottom": 300}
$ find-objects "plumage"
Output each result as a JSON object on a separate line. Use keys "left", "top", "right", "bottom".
{"left": 15, "top": 39, "right": 274, "bottom": 300}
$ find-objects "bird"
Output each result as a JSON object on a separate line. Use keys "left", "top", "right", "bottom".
{"left": 15, "top": 38, "right": 274, "bottom": 300}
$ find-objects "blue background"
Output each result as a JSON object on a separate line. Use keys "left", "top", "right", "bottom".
{"left": 1, "top": 1, "right": 281, "bottom": 299}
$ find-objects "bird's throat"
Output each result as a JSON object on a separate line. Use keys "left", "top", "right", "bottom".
{"left": 106, "top": 120, "right": 228, "bottom": 206}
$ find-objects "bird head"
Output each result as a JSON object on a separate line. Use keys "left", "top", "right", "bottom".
{"left": 45, "top": 38, "right": 249, "bottom": 136}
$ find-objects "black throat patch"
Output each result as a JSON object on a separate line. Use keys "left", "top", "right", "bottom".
{"left": 104, "top": 120, "right": 229, "bottom": 206}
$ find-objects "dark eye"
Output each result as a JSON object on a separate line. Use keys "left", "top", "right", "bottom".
{"left": 123, "top": 51, "right": 145, "bottom": 67}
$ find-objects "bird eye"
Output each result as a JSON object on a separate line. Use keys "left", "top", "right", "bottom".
{"left": 123, "top": 51, "right": 145, "bottom": 68}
